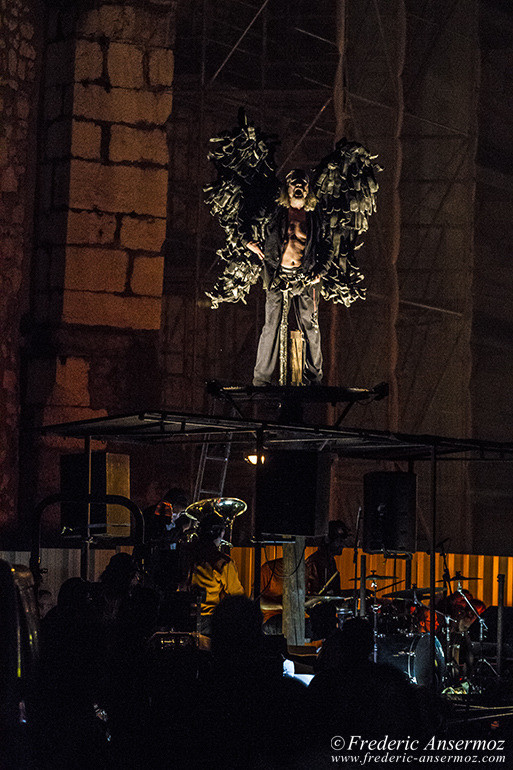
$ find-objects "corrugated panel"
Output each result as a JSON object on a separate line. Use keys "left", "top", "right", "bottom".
{"left": 3, "top": 547, "right": 512, "bottom": 612}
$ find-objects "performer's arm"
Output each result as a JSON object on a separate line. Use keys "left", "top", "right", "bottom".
{"left": 246, "top": 242, "right": 265, "bottom": 260}
{"left": 305, "top": 560, "right": 320, "bottom": 595}
{"left": 220, "top": 559, "right": 245, "bottom": 597}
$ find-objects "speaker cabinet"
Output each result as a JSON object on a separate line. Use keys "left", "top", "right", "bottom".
{"left": 60, "top": 452, "right": 130, "bottom": 537}
{"left": 363, "top": 471, "right": 416, "bottom": 553}
{"left": 255, "top": 450, "right": 332, "bottom": 537}
{"left": 469, "top": 606, "right": 513, "bottom": 649}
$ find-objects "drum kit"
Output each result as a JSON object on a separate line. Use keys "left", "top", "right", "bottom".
{"left": 306, "top": 570, "right": 489, "bottom": 690}
{"left": 177, "top": 501, "right": 491, "bottom": 690}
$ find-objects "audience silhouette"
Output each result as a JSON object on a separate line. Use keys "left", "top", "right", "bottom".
{"left": 28, "top": 569, "right": 452, "bottom": 769}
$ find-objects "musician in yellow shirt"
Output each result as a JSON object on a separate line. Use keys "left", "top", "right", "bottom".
{"left": 189, "top": 513, "right": 244, "bottom": 633}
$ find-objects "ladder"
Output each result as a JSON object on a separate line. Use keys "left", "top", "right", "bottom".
{"left": 193, "top": 401, "right": 234, "bottom": 501}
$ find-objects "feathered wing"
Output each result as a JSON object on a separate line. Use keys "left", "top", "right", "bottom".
{"left": 204, "top": 110, "right": 279, "bottom": 308}
{"left": 312, "top": 139, "right": 381, "bottom": 307}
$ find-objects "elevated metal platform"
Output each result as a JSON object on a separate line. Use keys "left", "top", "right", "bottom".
{"left": 39, "top": 401, "right": 513, "bottom": 688}
{"left": 41, "top": 408, "right": 513, "bottom": 462}
{"left": 205, "top": 380, "right": 389, "bottom": 425}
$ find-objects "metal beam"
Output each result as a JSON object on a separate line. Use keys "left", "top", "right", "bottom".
{"left": 209, "top": 0, "right": 272, "bottom": 85}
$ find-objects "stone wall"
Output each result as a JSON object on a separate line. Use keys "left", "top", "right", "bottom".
{"left": 35, "top": 0, "right": 173, "bottom": 331}
{"left": 20, "top": 0, "right": 177, "bottom": 541}
{"left": 0, "top": 0, "right": 44, "bottom": 537}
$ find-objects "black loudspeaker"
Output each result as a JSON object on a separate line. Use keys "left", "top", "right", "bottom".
{"left": 363, "top": 471, "right": 416, "bottom": 553}
{"left": 60, "top": 452, "right": 130, "bottom": 536}
{"left": 469, "top": 606, "right": 513, "bottom": 650}
{"left": 255, "top": 450, "right": 332, "bottom": 537}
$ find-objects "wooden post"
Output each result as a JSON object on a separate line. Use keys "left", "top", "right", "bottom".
{"left": 282, "top": 536, "right": 306, "bottom": 644}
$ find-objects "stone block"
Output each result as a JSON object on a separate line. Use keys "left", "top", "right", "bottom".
{"left": 16, "top": 95, "right": 30, "bottom": 120}
{"left": 68, "top": 159, "right": 168, "bottom": 217}
{"left": 20, "top": 22, "right": 34, "bottom": 40}
{"left": 130, "top": 256, "right": 164, "bottom": 296}
{"left": 148, "top": 48, "right": 174, "bottom": 87}
{"left": 71, "top": 120, "right": 101, "bottom": 160}
{"left": 110, "top": 125, "right": 168, "bottom": 165}
{"left": 19, "top": 41, "right": 36, "bottom": 60}
{"left": 64, "top": 246, "right": 128, "bottom": 292}
{"left": 42, "top": 405, "right": 108, "bottom": 429}
{"left": 73, "top": 83, "right": 172, "bottom": 125}
{"left": 78, "top": 5, "right": 170, "bottom": 46}
{"left": 67, "top": 211, "right": 117, "bottom": 245}
{"left": 8, "top": 48, "right": 17, "bottom": 77}
{"left": 108, "top": 42, "right": 143, "bottom": 89}
{"left": 2, "top": 370, "right": 16, "bottom": 392}
{"left": 1, "top": 166, "right": 18, "bottom": 193}
{"left": 75, "top": 39, "right": 103, "bottom": 82}
{"left": 0, "top": 136, "right": 8, "bottom": 165}
{"left": 79, "top": 5, "right": 137, "bottom": 40}
{"left": 62, "top": 290, "right": 163, "bottom": 330}
{"left": 120, "top": 216, "right": 166, "bottom": 251}
{"left": 51, "top": 357, "right": 91, "bottom": 406}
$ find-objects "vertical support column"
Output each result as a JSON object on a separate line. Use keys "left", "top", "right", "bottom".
{"left": 359, "top": 553, "right": 367, "bottom": 617}
{"left": 405, "top": 554, "right": 412, "bottom": 590}
{"left": 328, "top": 0, "right": 346, "bottom": 397}
{"left": 80, "top": 435, "right": 92, "bottom": 581}
{"left": 253, "top": 428, "right": 264, "bottom": 600}
{"left": 282, "top": 537, "right": 305, "bottom": 645}
{"left": 430, "top": 445, "right": 437, "bottom": 689}
{"left": 497, "top": 573, "right": 505, "bottom": 679}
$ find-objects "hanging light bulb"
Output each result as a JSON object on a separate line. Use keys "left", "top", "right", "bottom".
{"left": 244, "top": 453, "right": 266, "bottom": 465}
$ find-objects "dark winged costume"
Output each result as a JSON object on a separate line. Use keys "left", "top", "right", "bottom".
{"left": 204, "top": 110, "right": 380, "bottom": 385}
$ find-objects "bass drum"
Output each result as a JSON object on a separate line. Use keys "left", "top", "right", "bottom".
{"left": 377, "top": 633, "right": 445, "bottom": 688}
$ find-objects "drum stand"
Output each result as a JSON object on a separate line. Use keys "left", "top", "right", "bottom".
{"left": 352, "top": 507, "right": 362, "bottom": 617}
{"left": 456, "top": 583, "right": 498, "bottom": 688}
{"left": 369, "top": 577, "right": 379, "bottom": 663}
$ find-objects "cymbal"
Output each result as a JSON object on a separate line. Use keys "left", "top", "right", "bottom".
{"left": 305, "top": 595, "right": 352, "bottom": 602}
{"left": 383, "top": 586, "right": 443, "bottom": 600}
{"left": 350, "top": 573, "right": 390, "bottom": 581}
{"left": 436, "top": 574, "right": 482, "bottom": 582}
{"left": 306, "top": 589, "right": 374, "bottom": 601}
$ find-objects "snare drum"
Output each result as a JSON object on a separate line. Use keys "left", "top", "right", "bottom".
{"left": 377, "top": 633, "right": 445, "bottom": 688}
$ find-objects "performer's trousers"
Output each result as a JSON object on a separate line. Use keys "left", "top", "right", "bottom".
{"left": 253, "top": 284, "right": 322, "bottom": 386}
